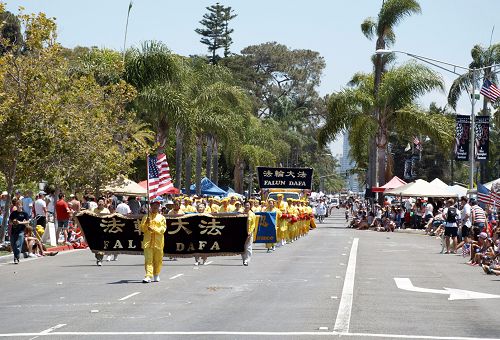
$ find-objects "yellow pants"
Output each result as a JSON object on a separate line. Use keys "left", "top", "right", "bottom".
{"left": 144, "top": 247, "right": 163, "bottom": 278}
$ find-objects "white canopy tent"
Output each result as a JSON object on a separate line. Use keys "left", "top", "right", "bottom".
{"left": 103, "top": 177, "right": 147, "bottom": 196}
{"left": 384, "top": 179, "right": 458, "bottom": 198}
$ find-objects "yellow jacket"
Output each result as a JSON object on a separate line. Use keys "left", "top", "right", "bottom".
{"left": 247, "top": 210, "right": 256, "bottom": 235}
{"left": 140, "top": 212, "right": 166, "bottom": 250}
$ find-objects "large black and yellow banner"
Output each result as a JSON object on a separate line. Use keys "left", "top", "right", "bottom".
{"left": 455, "top": 115, "right": 471, "bottom": 161}
{"left": 475, "top": 116, "right": 489, "bottom": 161}
{"left": 75, "top": 212, "right": 248, "bottom": 258}
{"left": 257, "top": 167, "right": 313, "bottom": 189}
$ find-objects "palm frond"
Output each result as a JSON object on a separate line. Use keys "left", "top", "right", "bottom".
{"left": 379, "top": 61, "right": 444, "bottom": 114}
{"left": 378, "top": 0, "right": 421, "bottom": 38}
{"left": 361, "top": 18, "right": 376, "bottom": 40}
{"left": 447, "top": 72, "right": 473, "bottom": 110}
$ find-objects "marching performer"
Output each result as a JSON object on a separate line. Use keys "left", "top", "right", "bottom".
{"left": 265, "top": 198, "right": 281, "bottom": 252}
{"left": 242, "top": 201, "right": 256, "bottom": 266}
{"left": 275, "top": 194, "right": 288, "bottom": 246}
{"left": 140, "top": 196, "right": 167, "bottom": 283}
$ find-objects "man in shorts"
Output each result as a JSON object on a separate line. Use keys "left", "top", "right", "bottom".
{"left": 55, "top": 193, "right": 72, "bottom": 244}
{"left": 441, "top": 198, "right": 460, "bottom": 254}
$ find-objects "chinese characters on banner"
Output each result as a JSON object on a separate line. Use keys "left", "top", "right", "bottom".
{"left": 455, "top": 115, "right": 470, "bottom": 161}
{"left": 257, "top": 167, "right": 313, "bottom": 189}
{"left": 75, "top": 212, "right": 248, "bottom": 257}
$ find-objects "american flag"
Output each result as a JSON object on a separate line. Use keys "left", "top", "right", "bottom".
{"left": 477, "top": 183, "right": 499, "bottom": 208}
{"left": 147, "top": 153, "right": 174, "bottom": 200}
{"left": 480, "top": 79, "right": 500, "bottom": 102}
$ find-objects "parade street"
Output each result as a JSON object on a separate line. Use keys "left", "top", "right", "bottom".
{"left": 1, "top": 210, "right": 499, "bottom": 340}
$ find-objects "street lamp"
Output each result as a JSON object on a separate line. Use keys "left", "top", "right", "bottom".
{"left": 375, "top": 49, "right": 499, "bottom": 190}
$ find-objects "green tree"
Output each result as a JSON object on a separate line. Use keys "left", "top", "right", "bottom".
{"left": 0, "top": 9, "right": 22, "bottom": 55}
{"left": 195, "top": 2, "right": 237, "bottom": 64}
{"left": 0, "top": 8, "right": 151, "bottom": 241}
{"left": 361, "top": 0, "right": 421, "bottom": 187}
{"left": 319, "top": 63, "right": 453, "bottom": 186}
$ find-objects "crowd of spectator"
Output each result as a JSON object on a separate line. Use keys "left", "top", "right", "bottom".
{"left": 345, "top": 195, "right": 499, "bottom": 276}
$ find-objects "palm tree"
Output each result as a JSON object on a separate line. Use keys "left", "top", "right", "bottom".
{"left": 183, "top": 58, "right": 251, "bottom": 191}
{"left": 125, "top": 41, "right": 189, "bottom": 149}
{"left": 361, "top": 0, "right": 421, "bottom": 186}
{"left": 319, "top": 62, "right": 454, "bottom": 183}
{"left": 448, "top": 43, "right": 500, "bottom": 182}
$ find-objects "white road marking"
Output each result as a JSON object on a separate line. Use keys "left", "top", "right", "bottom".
{"left": 333, "top": 237, "right": 359, "bottom": 333}
{"left": 2, "top": 331, "right": 499, "bottom": 339}
{"left": 40, "top": 324, "right": 66, "bottom": 334}
{"left": 394, "top": 278, "right": 500, "bottom": 301}
{"left": 169, "top": 274, "right": 184, "bottom": 280}
{"left": 118, "top": 292, "right": 141, "bottom": 301}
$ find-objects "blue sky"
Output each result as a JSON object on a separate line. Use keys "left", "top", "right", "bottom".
{"left": 6, "top": 1, "right": 499, "bottom": 155}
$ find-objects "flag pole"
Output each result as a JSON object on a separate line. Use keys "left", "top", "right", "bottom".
{"left": 146, "top": 153, "right": 151, "bottom": 218}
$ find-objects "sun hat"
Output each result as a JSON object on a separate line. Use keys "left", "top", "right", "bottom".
{"left": 479, "top": 232, "right": 488, "bottom": 239}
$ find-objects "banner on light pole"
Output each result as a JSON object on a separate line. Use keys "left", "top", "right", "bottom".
{"left": 455, "top": 115, "right": 470, "bottom": 161}
{"left": 474, "top": 116, "right": 489, "bottom": 161}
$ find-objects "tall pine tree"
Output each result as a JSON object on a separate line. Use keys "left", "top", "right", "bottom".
{"left": 195, "top": 3, "right": 236, "bottom": 64}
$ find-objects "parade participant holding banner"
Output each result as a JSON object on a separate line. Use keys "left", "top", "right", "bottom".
{"left": 265, "top": 199, "right": 281, "bottom": 252}
{"left": 141, "top": 196, "right": 167, "bottom": 283}
{"left": 242, "top": 201, "right": 256, "bottom": 266}
{"left": 167, "top": 200, "right": 184, "bottom": 216}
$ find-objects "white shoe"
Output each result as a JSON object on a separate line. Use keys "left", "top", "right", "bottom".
{"left": 153, "top": 275, "right": 160, "bottom": 282}
{"left": 106, "top": 255, "right": 112, "bottom": 262}
{"left": 96, "top": 261, "right": 102, "bottom": 266}
{"left": 142, "top": 277, "right": 151, "bottom": 283}
{"left": 243, "top": 260, "right": 248, "bottom": 266}
{"left": 194, "top": 261, "right": 199, "bottom": 266}
{"left": 28, "top": 253, "right": 37, "bottom": 258}
{"left": 112, "top": 255, "right": 118, "bottom": 261}
{"left": 202, "top": 259, "right": 208, "bottom": 265}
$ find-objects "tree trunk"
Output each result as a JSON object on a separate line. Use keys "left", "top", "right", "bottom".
{"left": 206, "top": 134, "right": 212, "bottom": 180}
{"left": 195, "top": 136, "right": 202, "bottom": 196}
{"left": 0, "top": 150, "right": 18, "bottom": 243}
{"left": 212, "top": 138, "right": 219, "bottom": 185}
{"left": 185, "top": 152, "right": 192, "bottom": 196}
{"left": 376, "top": 126, "right": 388, "bottom": 188}
{"left": 175, "top": 126, "right": 183, "bottom": 190}
{"left": 248, "top": 168, "right": 254, "bottom": 199}
{"left": 233, "top": 157, "right": 244, "bottom": 193}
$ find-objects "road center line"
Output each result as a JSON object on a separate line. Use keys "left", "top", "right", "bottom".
{"left": 169, "top": 274, "right": 184, "bottom": 280}
{"left": 118, "top": 292, "right": 141, "bottom": 301}
{"left": 333, "top": 237, "right": 359, "bottom": 333}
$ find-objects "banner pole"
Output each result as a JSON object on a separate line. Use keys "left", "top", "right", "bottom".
{"left": 146, "top": 153, "right": 150, "bottom": 218}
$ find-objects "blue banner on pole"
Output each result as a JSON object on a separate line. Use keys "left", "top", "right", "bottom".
{"left": 254, "top": 212, "right": 277, "bottom": 243}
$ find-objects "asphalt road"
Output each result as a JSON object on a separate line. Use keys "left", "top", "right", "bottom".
{"left": 1, "top": 210, "right": 499, "bottom": 340}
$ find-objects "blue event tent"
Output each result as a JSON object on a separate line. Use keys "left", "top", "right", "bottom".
{"left": 189, "top": 177, "right": 227, "bottom": 196}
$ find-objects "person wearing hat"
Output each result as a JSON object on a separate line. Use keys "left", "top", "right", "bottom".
{"left": 228, "top": 196, "right": 237, "bottom": 212}
{"left": 275, "top": 194, "right": 288, "bottom": 246}
{"left": 218, "top": 198, "right": 232, "bottom": 213}
{"left": 183, "top": 197, "right": 196, "bottom": 213}
{"left": 206, "top": 197, "right": 219, "bottom": 214}
{"left": 140, "top": 196, "right": 167, "bottom": 283}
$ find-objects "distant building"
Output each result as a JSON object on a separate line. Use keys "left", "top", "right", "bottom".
{"left": 340, "top": 132, "right": 359, "bottom": 193}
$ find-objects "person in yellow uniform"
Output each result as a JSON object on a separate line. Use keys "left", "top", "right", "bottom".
{"left": 275, "top": 194, "right": 288, "bottom": 247}
{"left": 242, "top": 201, "right": 256, "bottom": 266}
{"left": 206, "top": 197, "right": 219, "bottom": 213}
{"left": 264, "top": 198, "right": 281, "bottom": 252}
{"left": 167, "top": 200, "right": 184, "bottom": 216}
{"left": 140, "top": 196, "right": 167, "bottom": 283}
{"left": 218, "top": 198, "right": 232, "bottom": 212}
{"left": 228, "top": 196, "right": 237, "bottom": 212}
{"left": 183, "top": 197, "right": 196, "bottom": 213}
{"left": 305, "top": 199, "right": 314, "bottom": 231}
{"left": 288, "top": 199, "right": 299, "bottom": 241}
